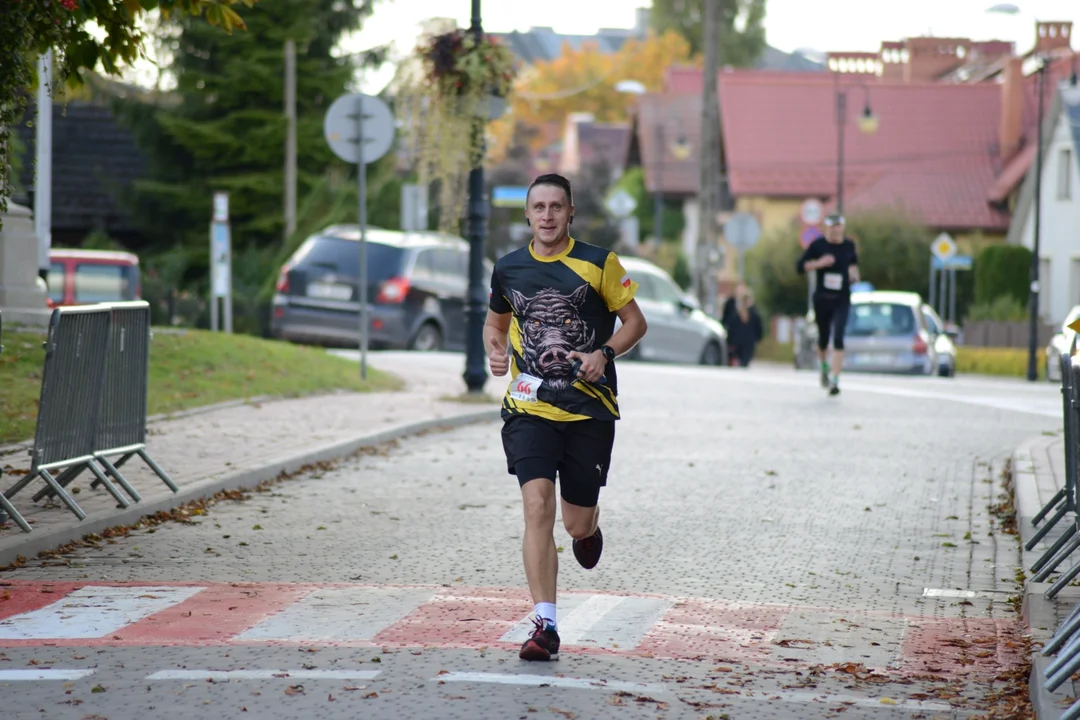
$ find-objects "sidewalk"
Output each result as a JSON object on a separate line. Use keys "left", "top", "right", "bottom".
{"left": 1015, "top": 431, "right": 1080, "bottom": 719}
{"left": 0, "top": 352, "right": 500, "bottom": 567}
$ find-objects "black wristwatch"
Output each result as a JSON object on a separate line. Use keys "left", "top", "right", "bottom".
{"left": 600, "top": 345, "right": 616, "bottom": 362}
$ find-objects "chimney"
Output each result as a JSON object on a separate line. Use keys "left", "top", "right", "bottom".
{"left": 880, "top": 41, "right": 906, "bottom": 82}
{"left": 999, "top": 56, "right": 1023, "bottom": 161}
{"left": 1035, "top": 21, "right": 1073, "bottom": 54}
{"left": 903, "top": 37, "right": 970, "bottom": 83}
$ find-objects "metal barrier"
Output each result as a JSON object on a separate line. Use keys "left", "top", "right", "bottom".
{"left": 2, "top": 306, "right": 133, "bottom": 531}
{"left": 78, "top": 302, "right": 177, "bottom": 498}
{"left": 0, "top": 309, "right": 13, "bottom": 529}
{"left": 1030, "top": 346, "right": 1079, "bottom": 579}
{"left": 1037, "top": 339, "right": 1080, "bottom": 719}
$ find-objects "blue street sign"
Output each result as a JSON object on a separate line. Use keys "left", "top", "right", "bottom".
{"left": 932, "top": 254, "right": 973, "bottom": 270}
{"left": 492, "top": 186, "right": 529, "bottom": 208}
{"left": 851, "top": 281, "right": 875, "bottom": 293}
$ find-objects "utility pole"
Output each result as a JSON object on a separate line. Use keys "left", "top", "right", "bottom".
{"left": 696, "top": 0, "right": 721, "bottom": 307}
{"left": 284, "top": 39, "right": 297, "bottom": 241}
{"left": 1027, "top": 57, "right": 1047, "bottom": 382}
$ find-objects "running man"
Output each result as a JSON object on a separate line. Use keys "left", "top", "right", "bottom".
{"left": 485, "top": 173, "right": 648, "bottom": 661}
{"left": 797, "top": 213, "right": 860, "bottom": 395}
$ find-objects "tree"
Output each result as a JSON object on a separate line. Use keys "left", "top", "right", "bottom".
{"left": 747, "top": 208, "right": 936, "bottom": 317}
{"left": 649, "top": 0, "right": 767, "bottom": 67}
{"left": 0, "top": 0, "right": 255, "bottom": 225}
{"left": 490, "top": 30, "right": 697, "bottom": 158}
{"left": 117, "top": 0, "right": 380, "bottom": 334}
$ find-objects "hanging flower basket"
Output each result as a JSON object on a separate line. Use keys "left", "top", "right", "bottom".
{"left": 398, "top": 28, "right": 517, "bottom": 234}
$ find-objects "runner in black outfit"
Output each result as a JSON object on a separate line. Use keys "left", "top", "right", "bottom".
{"left": 796, "top": 213, "right": 860, "bottom": 396}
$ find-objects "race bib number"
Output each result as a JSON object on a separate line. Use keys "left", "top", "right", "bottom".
{"left": 823, "top": 272, "right": 843, "bottom": 291}
{"left": 509, "top": 373, "right": 544, "bottom": 403}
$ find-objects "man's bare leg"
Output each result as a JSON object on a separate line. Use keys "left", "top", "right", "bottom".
{"left": 521, "top": 478, "right": 558, "bottom": 607}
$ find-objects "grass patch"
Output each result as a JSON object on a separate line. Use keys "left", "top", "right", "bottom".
{"left": 0, "top": 328, "right": 402, "bottom": 445}
{"left": 956, "top": 347, "right": 1046, "bottom": 380}
{"left": 754, "top": 337, "right": 795, "bottom": 364}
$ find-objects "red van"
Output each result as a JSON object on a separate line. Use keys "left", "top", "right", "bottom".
{"left": 45, "top": 249, "right": 142, "bottom": 309}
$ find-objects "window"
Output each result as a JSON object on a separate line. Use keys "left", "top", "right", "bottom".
{"left": 921, "top": 309, "right": 942, "bottom": 335}
{"left": 1059, "top": 148, "right": 1073, "bottom": 200}
{"left": 46, "top": 262, "right": 65, "bottom": 304}
{"left": 294, "top": 237, "right": 405, "bottom": 282}
{"left": 410, "top": 249, "right": 436, "bottom": 279}
{"left": 1070, "top": 258, "right": 1080, "bottom": 317}
{"left": 649, "top": 272, "right": 684, "bottom": 304}
{"left": 74, "top": 264, "right": 135, "bottom": 304}
{"left": 1040, "top": 258, "right": 1052, "bottom": 320}
{"left": 631, "top": 273, "right": 657, "bottom": 301}
{"left": 846, "top": 303, "right": 916, "bottom": 336}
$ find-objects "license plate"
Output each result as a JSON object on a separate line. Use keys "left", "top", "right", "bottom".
{"left": 306, "top": 282, "right": 353, "bottom": 301}
{"left": 854, "top": 353, "right": 890, "bottom": 366}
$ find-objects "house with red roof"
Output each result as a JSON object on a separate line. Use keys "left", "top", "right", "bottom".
{"left": 625, "top": 20, "right": 1077, "bottom": 284}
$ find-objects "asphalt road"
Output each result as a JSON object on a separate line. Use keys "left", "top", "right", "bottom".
{"left": 0, "top": 355, "right": 1059, "bottom": 719}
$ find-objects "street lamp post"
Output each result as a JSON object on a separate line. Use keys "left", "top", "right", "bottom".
{"left": 1027, "top": 56, "right": 1047, "bottom": 382}
{"left": 462, "top": 0, "right": 488, "bottom": 394}
{"left": 834, "top": 78, "right": 879, "bottom": 215}
{"left": 654, "top": 122, "right": 664, "bottom": 244}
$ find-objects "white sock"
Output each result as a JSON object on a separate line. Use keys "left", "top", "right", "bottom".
{"left": 535, "top": 602, "right": 557, "bottom": 629}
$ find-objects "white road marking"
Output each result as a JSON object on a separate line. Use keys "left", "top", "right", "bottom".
{"left": 435, "top": 671, "right": 665, "bottom": 694}
{"left": 500, "top": 593, "right": 672, "bottom": 649}
{"left": 922, "top": 588, "right": 1005, "bottom": 599}
{"left": 0, "top": 669, "right": 97, "bottom": 681}
{"left": 146, "top": 669, "right": 382, "bottom": 681}
{"left": 0, "top": 586, "right": 205, "bottom": 640}
{"left": 235, "top": 586, "right": 437, "bottom": 642}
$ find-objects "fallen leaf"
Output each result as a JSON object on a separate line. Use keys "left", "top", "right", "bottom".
{"left": 328, "top": 694, "right": 334, "bottom": 701}
{"left": 91, "top": 684, "right": 107, "bottom": 693}
{"left": 880, "top": 698, "right": 897, "bottom": 705}
{"left": 284, "top": 684, "right": 304, "bottom": 696}
{"left": 363, "top": 691, "right": 379, "bottom": 699}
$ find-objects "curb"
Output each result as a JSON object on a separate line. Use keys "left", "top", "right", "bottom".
{"left": 1015, "top": 435, "right": 1076, "bottom": 720}
{"left": 0, "top": 407, "right": 500, "bottom": 568}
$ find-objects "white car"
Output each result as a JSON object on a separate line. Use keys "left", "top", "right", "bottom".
{"left": 1047, "top": 304, "right": 1080, "bottom": 383}
{"left": 617, "top": 257, "right": 728, "bottom": 366}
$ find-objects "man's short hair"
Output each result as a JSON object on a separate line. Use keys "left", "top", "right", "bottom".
{"left": 527, "top": 173, "right": 574, "bottom": 205}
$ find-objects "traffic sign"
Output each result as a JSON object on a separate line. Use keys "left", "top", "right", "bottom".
{"left": 323, "top": 93, "right": 395, "bottom": 164}
{"left": 931, "top": 233, "right": 957, "bottom": 263}
{"left": 605, "top": 189, "right": 637, "bottom": 218}
{"left": 931, "top": 254, "right": 972, "bottom": 270}
{"left": 724, "top": 212, "right": 761, "bottom": 251}
{"left": 800, "top": 198, "right": 823, "bottom": 226}
{"left": 1070, "top": 317, "right": 1080, "bottom": 333}
{"left": 800, "top": 225, "right": 821, "bottom": 249}
{"left": 492, "top": 186, "right": 529, "bottom": 208}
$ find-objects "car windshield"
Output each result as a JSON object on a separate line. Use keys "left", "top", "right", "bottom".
{"left": 292, "top": 236, "right": 404, "bottom": 282}
{"left": 846, "top": 302, "right": 917, "bottom": 336}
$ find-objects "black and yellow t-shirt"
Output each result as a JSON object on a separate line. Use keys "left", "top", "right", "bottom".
{"left": 489, "top": 238, "right": 638, "bottom": 423}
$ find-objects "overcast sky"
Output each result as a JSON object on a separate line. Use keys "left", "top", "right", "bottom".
{"left": 344, "top": 0, "right": 1080, "bottom": 92}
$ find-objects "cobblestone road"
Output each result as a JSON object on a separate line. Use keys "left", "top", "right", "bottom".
{"left": 0, "top": 356, "right": 1059, "bottom": 719}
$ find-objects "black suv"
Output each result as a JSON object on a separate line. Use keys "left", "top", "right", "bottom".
{"left": 270, "top": 225, "right": 490, "bottom": 351}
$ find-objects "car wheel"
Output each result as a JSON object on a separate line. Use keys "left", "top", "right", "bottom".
{"left": 409, "top": 322, "right": 443, "bottom": 352}
{"left": 700, "top": 340, "right": 723, "bottom": 366}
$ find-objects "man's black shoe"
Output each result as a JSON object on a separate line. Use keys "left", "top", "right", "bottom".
{"left": 519, "top": 615, "right": 560, "bottom": 661}
{"left": 572, "top": 527, "right": 603, "bottom": 570}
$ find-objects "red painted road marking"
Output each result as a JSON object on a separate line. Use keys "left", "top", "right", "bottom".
{"left": 0, "top": 581, "right": 1022, "bottom": 677}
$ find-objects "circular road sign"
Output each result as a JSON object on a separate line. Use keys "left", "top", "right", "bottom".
{"left": 800, "top": 198, "right": 824, "bottom": 226}
{"left": 725, "top": 212, "right": 761, "bottom": 252}
{"left": 324, "top": 93, "right": 395, "bottom": 165}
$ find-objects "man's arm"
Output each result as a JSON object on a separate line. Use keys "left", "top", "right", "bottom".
{"left": 567, "top": 300, "right": 648, "bottom": 383}
{"left": 484, "top": 310, "right": 512, "bottom": 377}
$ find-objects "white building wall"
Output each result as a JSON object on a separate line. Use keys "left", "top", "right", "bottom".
{"left": 1019, "top": 105, "right": 1080, "bottom": 325}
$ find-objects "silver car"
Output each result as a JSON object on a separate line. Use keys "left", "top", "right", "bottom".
{"left": 618, "top": 256, "right": 728, "bottom": 366}
{"left": 1047, "top": 305, "right": 1080, "bottom": 383}
{"left": 842, "top": 291, "right": 958, "bottom": 376}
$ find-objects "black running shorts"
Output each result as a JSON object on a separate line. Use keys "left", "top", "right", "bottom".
{"left": 813, "top": 297, "right": 851, "bottom": 351}
{"left": 501, "top": 415, "right": 616, "bottom": 508}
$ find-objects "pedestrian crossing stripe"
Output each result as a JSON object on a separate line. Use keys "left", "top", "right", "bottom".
{"left": 0, "top": 581, "right": 1022, "bottom": 677}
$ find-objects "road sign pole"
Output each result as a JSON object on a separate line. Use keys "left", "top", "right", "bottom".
{"left": 356, "top": 95, "right": 369, "bottom": 381}
{"left": 949, "top": 267, "right": 957, "bottom": 325}
{"left": 928, "top": 257, "right": 936, "bottom": 311}
{"left": 938, "top": 259, "right": 947, "bottom": 318}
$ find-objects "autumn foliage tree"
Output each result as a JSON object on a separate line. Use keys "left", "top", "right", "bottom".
{"left": 489, "top": 30, "right": 697, "bottom": 159}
